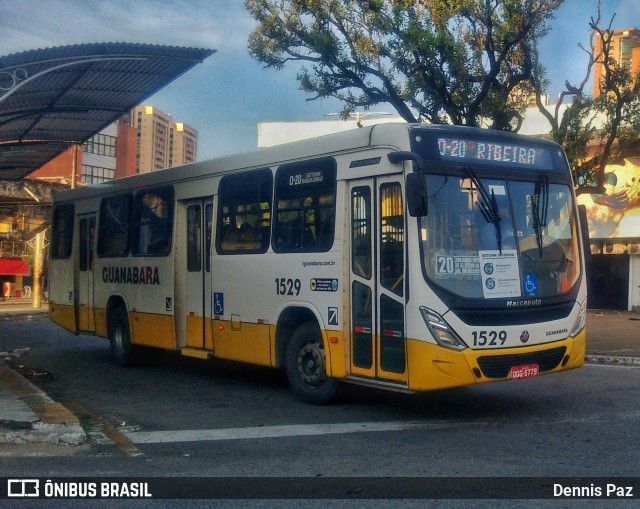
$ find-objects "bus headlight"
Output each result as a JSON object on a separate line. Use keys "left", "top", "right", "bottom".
{"left": 420, "top": 307, "right": 467, "bottom": 351}
{"left": 570, "top": 299, "right": 587, "bottom": 337}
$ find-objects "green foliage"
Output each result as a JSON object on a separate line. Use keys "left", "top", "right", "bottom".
{"left": 534, "top": 8, "right": 640, "bottom": 193}
{"left": 247, "top": 1, "right": 639, "bottom": 193}
{"left": 246, "top": 0, "right": 562, "bottom": 129}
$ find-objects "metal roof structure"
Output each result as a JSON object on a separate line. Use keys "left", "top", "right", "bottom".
{"left": 0, "top": 42, "right": 215, "bottom": 181}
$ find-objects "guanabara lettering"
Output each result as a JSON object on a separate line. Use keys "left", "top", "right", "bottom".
{"left": 102, "top": 266, "right": 160, "bottom": 285}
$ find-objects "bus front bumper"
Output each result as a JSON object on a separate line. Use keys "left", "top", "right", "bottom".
{"left": 406, "top": 328, "right": 586, "bottom": 391}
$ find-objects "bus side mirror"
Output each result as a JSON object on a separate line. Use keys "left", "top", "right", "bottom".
{"left": 406, "top": 172, "right": 428, "bottom": 217}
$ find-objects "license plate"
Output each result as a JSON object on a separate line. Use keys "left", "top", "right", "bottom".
{"left": 510, "top": 364, "right": 539, "bottom": 379}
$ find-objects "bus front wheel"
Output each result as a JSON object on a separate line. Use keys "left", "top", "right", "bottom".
{"left": 109, "top": 307, "right": 134, "bottom": 367}
{"left": 285, "top": 322, "right": 337, "bottom": 405}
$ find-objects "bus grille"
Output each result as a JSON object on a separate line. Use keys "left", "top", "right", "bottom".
{"left": 477, "top": 346, "right": 567, "bottom": 379}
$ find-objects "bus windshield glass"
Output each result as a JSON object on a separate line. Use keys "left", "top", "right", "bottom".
{"left": 418, "top": 174, "right": 581, "bottom": 300}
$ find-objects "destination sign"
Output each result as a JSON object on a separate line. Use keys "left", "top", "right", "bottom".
{"left": 437, "top": 137, "right": 553, "bottom": 169}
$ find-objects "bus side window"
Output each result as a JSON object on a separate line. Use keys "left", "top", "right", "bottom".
{"left": 97, "top": 194, "right": 132, "bottom": 257}
{"left": 51, "top": 204, "right": 74, "bottom": 259}
{"left": 273, "top": 158, "right": 337, "bottom": 253}
{"left": 216, "top": 168, "right": 273, "bottom": 254}
{"left": 132, "top": 187, "right": 174, "bottom": 256}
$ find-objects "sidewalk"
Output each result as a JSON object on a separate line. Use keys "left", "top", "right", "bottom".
{"left": 0, "top": 298, "right": 86, "bottom": 445}
{"left": 0, "top": 296, "right": 47, "bottom": 315}
{"left": 0, "top": 301, "right": 639, "bottom": 446}
{"left": 583, "top": 309, "right": 640, "bottom": 365}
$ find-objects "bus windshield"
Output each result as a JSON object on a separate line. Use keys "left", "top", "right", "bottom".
{"left": 418, "top": 174, "right": 581, "bottom": 300}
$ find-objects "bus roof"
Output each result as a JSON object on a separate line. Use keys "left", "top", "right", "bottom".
{"left": 53, "top": 123, "right": 563, "bottom": 203}
{"left": 53, "top": 122, "right": 412, "bottom": 203}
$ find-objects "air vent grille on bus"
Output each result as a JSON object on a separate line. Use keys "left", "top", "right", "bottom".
{"left": 477, "top": 346, "right": 567, "bottom": 379}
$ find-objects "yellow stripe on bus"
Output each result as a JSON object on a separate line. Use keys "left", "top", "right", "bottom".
{"left": 129, "top": 311, "right": 175, "bottom": 350}
{"left": 48, "top": 303, "right": 76, "bottom": 333}
{"left": 213, "top": 320, "right": 272, "bottom": 367}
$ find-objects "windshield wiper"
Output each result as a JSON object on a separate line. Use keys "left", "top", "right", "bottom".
{"left": 464, "top": 167, "right": 503, "bottom": 252}
{"left": 532, "top": 174, "right": 549, "bottom": 257}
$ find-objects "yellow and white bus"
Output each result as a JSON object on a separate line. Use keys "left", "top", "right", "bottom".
{"left": 49, "top": 124, "right": 587, "bottom": 404}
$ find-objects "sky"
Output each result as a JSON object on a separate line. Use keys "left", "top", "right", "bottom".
{"left": 2, "top": 0, "right": 639, "bottom": 161}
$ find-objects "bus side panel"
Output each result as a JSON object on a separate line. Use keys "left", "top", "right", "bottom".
{"left": 49, "top": 251, "right": 77, "bottom": 334}
{"left": 213, "top": 320, "right": 272, "bottom": 366}
{"left": 325, "top": 329, "right": 346, "bottom": 378}
{"left": 130, "top": 310, "right": 175, "bottom": 349}
{"left": 94, "top": 307, "right": 107, "bottom": 337}
{"left": 48, "top": 300, "right": 77, "bottom": 333}
{"left": 93, "top": 258, "right": 176, "bottom": 350}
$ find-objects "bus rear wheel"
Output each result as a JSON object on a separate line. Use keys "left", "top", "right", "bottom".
{"left": 109, "top": 307, "right": 134, "bottom": 367}
{"left": 285, "top": 322, "right": 337, "bottom": 405}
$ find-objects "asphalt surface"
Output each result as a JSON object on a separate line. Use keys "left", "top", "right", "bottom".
{"left": 0, "top": 298, "right": 638, "bottom": 445}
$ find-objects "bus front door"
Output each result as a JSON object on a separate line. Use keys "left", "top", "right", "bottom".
{"left": 349, "top": 177, "right": 407, "bottom": 384}
{"left": 77, "top": 214, "right": 96, "bottom": 333}
{"left": 183, "top": 199, "right": 213, "bottom": 350}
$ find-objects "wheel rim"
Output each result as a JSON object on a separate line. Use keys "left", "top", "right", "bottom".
{"left": 296, "top": 340, "right": 326, "bottom": 387}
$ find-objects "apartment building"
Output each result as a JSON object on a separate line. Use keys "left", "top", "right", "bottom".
{"left": 131, "top": 106, "right": 199, "bottom": 174}
{"left": 170, "top": 122, "right": 198, "bottom": 168}
{"left": 593, "top": 27, "right": 640, "bottom": 98}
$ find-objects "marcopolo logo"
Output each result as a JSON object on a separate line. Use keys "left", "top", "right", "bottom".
{"left": 506, "top": 299, "right": 542, "bottom": 308}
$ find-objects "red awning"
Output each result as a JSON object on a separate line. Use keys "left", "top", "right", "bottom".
{"left": 0, "top": 258, "right": 29, "bottom": 276}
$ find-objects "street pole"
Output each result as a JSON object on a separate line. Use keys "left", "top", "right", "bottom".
{"left": 71, "top": 145, "right": 78, "bottom": 189}
{"left": 32, "top": 230, "right": 45, "bottom": 309}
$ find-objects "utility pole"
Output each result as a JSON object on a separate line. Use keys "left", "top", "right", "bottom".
{"left": 32, "top": 230, "right": 45, "bottom": 309}
{"left": 71, "top": 144, "right": 78, "bottom": 189}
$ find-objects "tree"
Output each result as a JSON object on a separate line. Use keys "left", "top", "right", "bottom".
{"left": 533, "top": 3, "right": 640, "bottom": 194}
{"left": 246, "top": 0, "right": 562, "bottom": 131}
{"left": 590, "top": 19, "right": 640, "bottom": 193}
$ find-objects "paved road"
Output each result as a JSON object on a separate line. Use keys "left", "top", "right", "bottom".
{"left": 1, "top": 316, "right": 640, "bottom": 507}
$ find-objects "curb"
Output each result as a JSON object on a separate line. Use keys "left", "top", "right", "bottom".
{"left": 585, "top": 355, "right": 640, "bottom": 367}
{"left": 0, "top": 361, "right": 86, "bottom": 446}
{"left": 0, "top": 309, "right": 47, "bottom": 318}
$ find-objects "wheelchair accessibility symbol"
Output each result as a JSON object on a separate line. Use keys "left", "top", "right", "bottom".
{"left": 214, "top": 292, "right": 224, "bottom": 315}
{"left": 523, "top": 274, "right": 538, "bottom": 295}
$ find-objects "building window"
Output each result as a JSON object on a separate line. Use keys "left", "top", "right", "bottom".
{"left": 81, "top": 165, "right": 115, "bottom": 184}
{"left": 83, "top": 134, "right": 116, "bottom": 157}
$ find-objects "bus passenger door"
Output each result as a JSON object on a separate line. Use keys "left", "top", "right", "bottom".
{"left": 349, "top": 177, "right": 407, "bottom": 383}
{"left": 77, "top": 214, "right": 96, "bottom": 333}
{"left": 183, "top": 199, "right": 213, "bottom": 350}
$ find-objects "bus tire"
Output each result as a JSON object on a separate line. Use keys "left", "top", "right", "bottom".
{"left": 285, "top": 322, "right": 337, "bottom": 405}
{"left": 109, "top": 307, "right": 134, "bottom": 367}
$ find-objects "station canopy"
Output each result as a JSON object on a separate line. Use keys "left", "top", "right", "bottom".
{"left": 0, "top": 42, "right": 215, "bottom": 180}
